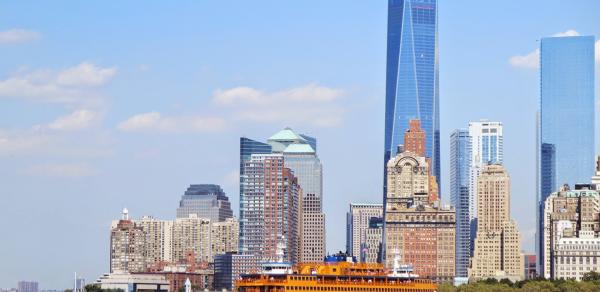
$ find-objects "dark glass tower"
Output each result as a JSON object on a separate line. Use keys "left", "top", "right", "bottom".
{"left": 450, "top": 129, "right": 471, "bottom": 278}
{"left": 384, "top": 0, "right": 440, "bottom": 195}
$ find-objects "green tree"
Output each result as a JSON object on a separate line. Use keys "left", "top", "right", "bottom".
{"left": 520, "top": 281, "right": 560, "bottom": 292}
{"left": 85, "top": 284, "right": 102, "bottom": 292}
{"left": 438, "top": 283, "right": 457, "bottom": 292}
{"left": 583, "top": 271, "right": 600, "bottom": 282}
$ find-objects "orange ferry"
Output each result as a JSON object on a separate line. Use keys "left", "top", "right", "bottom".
{"left": 235, "top": 253, "right": 437, "bottom": 292}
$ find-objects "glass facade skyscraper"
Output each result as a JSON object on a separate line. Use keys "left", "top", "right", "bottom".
{"left": 176, "top": 184, "right": 233, "bottom": 222}
{"left": 537, "top": 35, "right": 596, "bottom": 275}
{"left": 450, "top": 129, "right": 471, "bottom": 278}
{"left": 384, "top": 0, "right": 440, "bottom": 194}
{"left": 239, "top": 128, "right": 326, "bottom": 262}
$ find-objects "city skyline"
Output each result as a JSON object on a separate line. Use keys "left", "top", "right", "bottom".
{"left": 1, "top": 0, "right": 600, "bottom": 289}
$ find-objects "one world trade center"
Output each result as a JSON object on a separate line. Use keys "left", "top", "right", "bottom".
{"left": 384, "top": 0, "right": 440, "bottom": 193}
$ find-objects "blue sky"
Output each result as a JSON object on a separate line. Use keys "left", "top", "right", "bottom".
{"left": 0, "top": 0, "right": 599, "bottom": 289}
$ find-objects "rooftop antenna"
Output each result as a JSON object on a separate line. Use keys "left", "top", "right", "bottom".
{"left": 122, "top": 208, "right": 129, "bottom": 220}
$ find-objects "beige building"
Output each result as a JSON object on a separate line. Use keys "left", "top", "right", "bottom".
{"left": 469, "top": 164, "right": 523, "bottom": 281}
{"left": 300, "top": 193, "right": 326, "bottom": 263}
{"left": 384, "top": 147, "right": 456, "bottom": 281}
{"left": 386, "top": 151, "right": 430, "bottom": 208}
{"left": 110, "top": 209, "right": 147, "bottom": 273}
{"left": 542, "top": 184, "right": 600, "bottom": 279}
{"left": 211, "top": 217, "right": 239, "bottom": 256}
{"left": 137, "top": 216, "right": 174, "bottom": 263}
{"left": 553, "top": 230, "right": 600, "bottom": 280}
{"left": 114, "top": 212, "right": 240, "bottom": 270}
{"left": 346, "top": 203, "right": 383, "bottom": 260}
{"left": 171, "top": 214, "right": 212, "bottom": 263}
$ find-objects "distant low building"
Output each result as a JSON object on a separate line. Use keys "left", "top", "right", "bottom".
{"left": 17, "top": 282, "right": 38, "bottom": 292}
{"left": 141, "top": 267, "right": 213, "bottom": 292}
{"left": 96, "top": 273, "right": 169, "bottom": 292}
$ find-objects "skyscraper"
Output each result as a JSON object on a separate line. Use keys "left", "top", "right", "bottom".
{"left": 239, "top": 128, "right": 325, "bottom": 263}
{"left": 176, "top": 184, "right": 233, "bottom": 222}
{"left": 537, "top": 35, "right": 596, "bottom": 275}
{"left": 469, "top": 165, "right": 523, "bottom": 281}
{"left": 449, "top": 129, "right": 470, "bottom": 278}
{"left": 267, "top": 128, "right": 326, "bottom": 262}
{"left": 384, "top": 0, "right": 440, "bottom": 195}
{"left": 239, "top": 154, "right": 300, "bottom": 263}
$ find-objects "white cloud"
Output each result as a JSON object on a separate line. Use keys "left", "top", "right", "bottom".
{"left": 213, "top": 87, "right": 263, "bottom": 105}
{"left": 56, "top": 62, "right": 117, "bottom": 87}
{"left": 509, "top": 49, "right": 539, "bottom": 69}
{"left": 0, "top": 29, "right": 40, "bottom": 45}
{"left": 0, "top": 129, "right": 53, "bottom": 155}
{"left": 47, "top": 109, "right": 100, "bottom": 131}
{"left": 212, "top": 83, "right": 345, "bottom": 127}
{"left": 0, "top": 126, "right": 114, "bottom": 158}
{"left": 213, "top": 83, "right": 342, "bottom": 105}
{"left": 117, "top": 111, "right": 227, "bottom": 133}
{"left": 20, "top": 163, "right": 97, "bottom": 178}
{"left": 0, "top": 62, "right": 117, "bottom": 104}
{"left": 552, "top": 30, "right": 580, "bottom": 37}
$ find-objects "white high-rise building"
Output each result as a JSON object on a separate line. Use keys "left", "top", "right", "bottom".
{"left": 468, "top": 120, "right": 503, "bottom": 223}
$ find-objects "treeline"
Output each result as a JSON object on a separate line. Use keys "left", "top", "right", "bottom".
{"left": 440, "top": 271, "right": 600, "bottom": 292}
